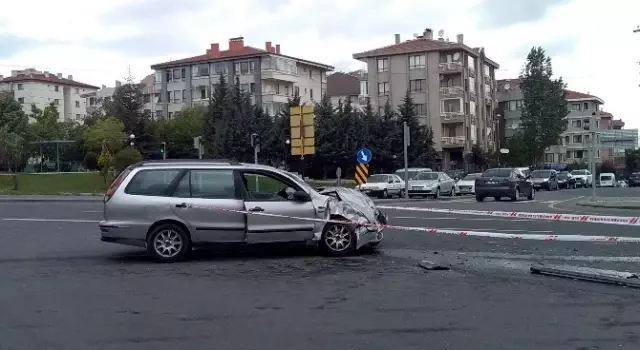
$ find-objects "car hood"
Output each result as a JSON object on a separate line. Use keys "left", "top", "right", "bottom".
{"left": 408, "top": 180, "right": 438, "bottom": 186}
{"left": 531, "top": 178, "right": 549, "bottom": 182}
{"left": 456, "top": 180, "right": 475, "bottom": 186}
{"left": 358, "top": 182, "right": 386, "bottom": 189}
{"left": 319, "top": 187, "right": 379, "bottom": 223}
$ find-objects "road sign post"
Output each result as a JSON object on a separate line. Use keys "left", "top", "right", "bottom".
{"left": 355, "top": 148, "right": 372, "bottom": 186}
{"left": 336, "top": 167, "right": 342, "bottom": 186}
{"left": 403, "top": 122, "right": 409, "bottom": 199}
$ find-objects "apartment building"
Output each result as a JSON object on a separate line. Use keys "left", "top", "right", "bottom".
{"left": 0, "top": 68, "right": 99, "bottom": 122}
{"left": 326, "top": 70, "right": 368, "bottom": 110}
{"left": 497, "top": 79, "right": 638, "bottom": 165}
{"left": 150, "top": 37, "right": 333, "bottom": 119}
{"left": 82, "top": 75, "right": 159, "bottom": 117}
{"left": 352, "top": 28, "right": 500, "bottom": 169}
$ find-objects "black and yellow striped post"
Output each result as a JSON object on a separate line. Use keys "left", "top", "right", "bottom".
{"left": 354, "top": 164, "right": 369, "bottom": 185}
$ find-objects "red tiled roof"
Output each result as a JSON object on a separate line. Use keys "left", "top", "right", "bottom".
{"left": 152, "top": 46, "right": 268, "bottom": 69}
{"left": 353, "top": 38, "right": 499, "bottom": 68}
{"left": 0, "top": 73, "right": 99, "bottom": 89}
{"left": 564, "top": 89, "right": 599, "bottom": 100}
{"left": 498, "top": 78, "right": 604, "bottom": 103}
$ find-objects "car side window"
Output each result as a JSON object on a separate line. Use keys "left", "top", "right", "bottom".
{"left": 172, "top": 169, "right": 236, "bottom": 199}
{"left": 394, "top": 176, "right": 401, "bottom": 183}
{"left": 241, "top": 171, "right": 301, "bottom": 202}
{"left": 125, "top": 169, "right": 182, "bottom": 196}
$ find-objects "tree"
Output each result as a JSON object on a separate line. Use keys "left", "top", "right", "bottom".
{"left": 84, "top": 151, "right": 98, "bottom": 170}
{"left": 0, "top": 91, "right": 28, "bottom": 137}
{"left": 625, "top": 149, "right": 640, "bottom": 174}
{"left": 466, "top": 144, "right": 488, "bottom": 172}
{"left": 30, "top": 103, "right": 63, "bottom": 141}
{"left": 519, "top": 47, "right": 568, "bottom": 165}
{"left": 156, "top": 105, "right": 205, "bottom": 159}
{"left": 396, "top": 90, "right": 437, "bottom": 167}
{"left": 85, "top": 117, "right": 125, "bottom": 153}
{"left": 0, "top": 126, "right": 24, "bottom": 172}
{"left": 114, "top": 147, "right": 143, "bottom": 172}
{"left": 204, "top": 74, "right": 231, "bottom": 157}
{"left": 314, "top": 94, "right": 340, "bottom": 177}
{"left": 97, "top": 141, "right": 114, "bottom": 183}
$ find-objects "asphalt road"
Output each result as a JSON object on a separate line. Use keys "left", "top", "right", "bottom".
{"left": 1, "top": 187, "right": 639, "bottom": 350}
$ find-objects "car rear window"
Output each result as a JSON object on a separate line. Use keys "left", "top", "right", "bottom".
{"left": 125, "top": 169, "right": 182, "bottom": 196}
{"left": 600, "top": 175, "right": 613, "bottom": 181}
{"left": 481, "top": 169, "right": 512, "bottom": 177}
{"left": 571, "top": 170, "right": 587, "bottom": 175}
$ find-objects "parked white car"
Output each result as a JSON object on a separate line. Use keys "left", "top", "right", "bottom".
{"left": 455, "top": 173, "right": 481, "bottom": 195}
{"left": 570, "top": 169, "right": 593, "bottom": 188}
{"left": 356, "top": 174, "right": 405, "bottom": 198}
{"left": 599, "top": 173, "right": 616, "bottom": 187}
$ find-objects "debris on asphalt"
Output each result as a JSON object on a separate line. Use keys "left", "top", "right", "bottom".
{"left": 418, "top": 260, "right": 451, "bottom": 271}
{"left": 530, "top": 264, "right": 640, "bottom": 289}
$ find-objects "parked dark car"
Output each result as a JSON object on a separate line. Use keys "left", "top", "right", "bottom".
{"left": 530, "top": 169, "right": 558, "bottom": 190}
{"left": 475, "top": 168, "right": 535, "bottom": 202}
{"left": 629, "top": 173, "right": 640, "bottom": 187}
{"left": 557, "top": 171, "right": 576, "bottom": 189}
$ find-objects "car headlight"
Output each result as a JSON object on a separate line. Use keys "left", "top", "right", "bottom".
{"left": 543, "top": 179, "right": 548, "bottom": 182}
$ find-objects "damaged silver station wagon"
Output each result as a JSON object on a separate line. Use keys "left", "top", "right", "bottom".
{"left": 99, "top": 160, "right": 387, "bottom": 262}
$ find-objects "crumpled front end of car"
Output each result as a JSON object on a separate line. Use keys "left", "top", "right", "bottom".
{"left": 318, "top": 187, "right": 387, "bottom": 248}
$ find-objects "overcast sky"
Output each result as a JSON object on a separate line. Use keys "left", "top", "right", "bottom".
{"left": 1, "top": 0, "right": 639, "bottom": 127}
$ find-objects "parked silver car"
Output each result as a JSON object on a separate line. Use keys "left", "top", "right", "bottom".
{"left": 407, "top": 171, "right": 456, "bottom": 198}
{"left": 99, "top": 160, "right": 387, "bottom": 262}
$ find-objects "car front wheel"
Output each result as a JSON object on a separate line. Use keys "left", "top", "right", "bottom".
{"left": 527, "top": 188, "right": 535, "bottom": 200}
{"left": 476, "top": 195, "right": 485, "bottom": 202}
{"left": 321, "top": 222, "right": 357, "bottom": 256}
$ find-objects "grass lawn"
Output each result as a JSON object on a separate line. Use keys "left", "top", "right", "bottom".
{"left": 0, "top": 172, "right": 355, "bottom": 195}
{"left": 0, "top": 172, "right": 110, "bottom": 195}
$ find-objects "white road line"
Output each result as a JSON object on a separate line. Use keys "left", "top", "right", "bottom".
{"left": 393, "top": 216, "right": 536, "bottom": 222}
{"left": 1, "top": 218, "right": 98, "bottom": 223}
{"left": 432, "top": 227, "right": 553, "bottom": 233}
{"left": 83, "top": 211, "right": 102, "bottom": 213}
{"left": 460, "top": 252, "right": 640, "bottom": 263}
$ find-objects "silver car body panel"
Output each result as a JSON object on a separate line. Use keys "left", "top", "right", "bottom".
{"left": 99, "top": 162, "right": 385, "bottom": 250}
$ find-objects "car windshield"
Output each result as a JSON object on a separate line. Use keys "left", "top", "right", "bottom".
{"left": 558, "top": 172, "right": 569, "bottom": 179}
{"left": 463, "top": 174, "right": 481, "bottom": 181}
{"left": 481, "top": 169, "right": 512, "bottom": 177}
{"left": 396, "top": 170, "right": 423, "bottom": 180}
{"left": 532, "top": 170, "right": 551, "bottom": 178}
{"left": 414, "top": 172, "right": 439, "bottom": 180}
{"left": 367, "top": 175, "right": 388, "bottom": 183}
{"left": 571, "top": 170, "right": 587, "bottom": 175}
{"left": 601, "top": 175, "right": 613, "bottom": 180}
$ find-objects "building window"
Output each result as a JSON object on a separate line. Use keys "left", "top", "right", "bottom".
{"left": 240, "top": 83, "right": 249, "bottom": 92}
{"left": 310, "top": 89, "right": 314, "bottom": 99}
{"left": 156, "top": 110, "right": 164, "bottom": 118}
{"left": 174, "top": 90, "right": 182, "bottom": 103}
{"left": 54, "top": 85, "right": 59, "bottom": 92}
{"left": 409, "top": 79, "right": 426, "bottom": 93}
{"left": 17, "top": 84, "right": 23, "bottom": 90}
{"left": 566, "top": 151, "right": 572, "bottom": 159}
{"left": 17, "top": 97, "right": 24, "bottom": 103}
{"left": 545, "top": 153, "right": 554, "bottom": 162}
{"left": 168, "top": 112, "right": 173, "bottom": 119}
{"left": 596, "top": 120, "right": 600, "bottom": 129}
{"left": 54, "top": 99, "right": 59, "bottom": 105}
{"left": 193, "top": 64, "right": 209, "bottom": 77}
{"left": 515, "top": 100, "right": 523, "bottom": 110}
{"left": 409, "top": 55, "right": 426, "bottom": 69}
{"left": 250, "top": 83, "right": 256, "bottom": 94}
{"left": 182, "top": 89, "right": 187, "bottom": 102}
{"left": 377, "top": 58, "right": 388, "bottom": 72}
{"left": 75, "top": 88, "right": 79, "bottom": 94}
{"left": 583, "top": 102, "right": 588, "bottom": 110}
{"left": 571, "top": 103, "right": 581, "bottom": 111}
{"left": 415, "top": 103, "right": 426, "bottom": 116}
{"left": 166, "top": 70, "right": 172, "bottom": 82}
{"left": 167, "top": 91, "right": 172, "bottom": 102}
{"left": 574, "top": 150, "right": 584, "bottom": 159}
{"left": 75, "top": 101, "right": 80, "bottom": 108}
{"left": 378, "top": 106, "right": 384, "bottom": 115}
{"left": 571, "top": 119, "right": 582, "bottom": 128}
{"left": 249, "top": 61, "right": 256, "bottom": 73}
{"left": 234, "top": 63, "right": 240, "bottom": 74}
{"left": 309, "top": 69, "right": 312, "bottom": 79}
{"left": 378, "top": 82, "right": 389, "bottom": 95}
{"left": 76, "top": 114, "right": 81, "bottom": 119}
{"left": 240, "top": 62, "right": 249, "bottom": 74}
{"left": 211, "top": 63, "right": 227, "bottom": 75}
{"left": 572, "top": 135, "right": 582, "bottom": 144}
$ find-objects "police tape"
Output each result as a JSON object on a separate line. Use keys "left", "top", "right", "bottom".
{"left": 376, "top": 205, "right": 640, "bottom": 226}
{"left": 191, "top": 204, "right": 640, "bottom": 243}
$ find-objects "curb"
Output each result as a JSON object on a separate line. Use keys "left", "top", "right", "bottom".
{"left": 576, "top": 201, "right": 640, "bottom": 210}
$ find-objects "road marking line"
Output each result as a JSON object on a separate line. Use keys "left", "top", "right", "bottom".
{"left": 458, "top": 252, "right": 640, "bottom": 263}
{"left": 83, "top": 211, "right": 102, "bottom": 213}
{"left": 1, "top": 218, "right": 98, "bottom": 223}
{"left": 547, "top": 196, "right": 585, "bottom": 212}
{"left": 393, "top": 216, "right": 536, "bottom": 222}
{"left": 435, "top": 227, "right": 554, "bottom": 233}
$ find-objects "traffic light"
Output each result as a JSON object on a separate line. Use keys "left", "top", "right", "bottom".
{"left": 160, "top": 142, "right": 166, "bottom": 154}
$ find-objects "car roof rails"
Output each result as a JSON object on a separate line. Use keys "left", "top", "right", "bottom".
{"left": 134, "top": 159, "right": 242, "bottom": 167}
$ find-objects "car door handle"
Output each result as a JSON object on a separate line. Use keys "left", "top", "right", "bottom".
{"left": 175, "top": 203, "right": 190, "bottom": 208}
{"left": 248, "top": 207, "right": 264, "bottom": 212}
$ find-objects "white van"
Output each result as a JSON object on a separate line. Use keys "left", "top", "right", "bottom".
{"left": 599, "top": 173, "right": 616, "bottom": 187}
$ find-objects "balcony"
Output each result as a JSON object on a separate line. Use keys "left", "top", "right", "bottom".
{"left": 262, "top": 90, "right": 291, "bottom": 103}
{"left": 357, "top": 95, "right": 369, "bottom": 105}
{"left": 261, "top": 69, "right": 299, "bottom": 83}
{"left": 440, "top": 111, "right": 465, "bottom": 124}
{"left": 439, "top": 86, "right": 464, "bottom": 98}
{"left": 468, "top": 67, "right": 476, "bottom": 78}
{"left": 438, "top": 62, "right": 463, "bottom": 74}
{"left": 441, "top": 136, "right": 466, "bottom": 148}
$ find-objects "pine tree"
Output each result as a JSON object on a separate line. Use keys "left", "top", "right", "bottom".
{"left": 204, "top": 74, "right": 230, "bottom": 157}
{"left": 396, "top": 90, "right": 436, "bottom": 167}
{"left": 519, "top": 47, "right": 568, "bottom": 165}
{"left": 314, "top": 94, "right": 339, "bottom": 177}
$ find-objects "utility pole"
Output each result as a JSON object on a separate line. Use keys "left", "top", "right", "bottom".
{"left": 584, "top": 113, "right": 597, "bottom": 201}
{"left": 251, "top": 133, "right": 260, "bottom": 191}
{"left": 403, "top": 122, "right": 410, "bottom": 199}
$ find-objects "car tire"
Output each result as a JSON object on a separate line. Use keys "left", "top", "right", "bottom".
{"left": 476, "top": 195, "right": 485, "bottom": 202}
{"left": 146, "top": 223, "right": 192, "bottom": 263}
{"left": 399, "top": 189, "right": 405, "bottom": 198}
{"left": 527, "top": 188, "right": 535, "bottom": 200}
{"left": 510, "top": 187, "right": 519, "bottom": 201}
{"left": 494, "top": 196, "right": 501, "bottom": 201}
{"left": 433, "top": 187, "right": 440, "bottom": 199}
{"left": 381, "top": 189, "right": 389, "bottom": 199}
{"left": 448, "top": 188, "right": 454, "bottom": 197}
{"left": 321, "top": 222, "right": 357, "bottom": 257}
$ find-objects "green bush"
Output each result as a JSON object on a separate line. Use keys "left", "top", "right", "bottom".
{"left": 114, "top": 147, "right": 143, "bottom": 172}
{"left": 84, "top": 151, "right": 98, "bottom": 170}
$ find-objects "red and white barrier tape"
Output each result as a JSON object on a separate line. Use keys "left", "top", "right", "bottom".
{"left": 192, "top": 204, "right": 640, "bottom": 243}
{"left": 377, "top": 205, "right": 640, "bottom": 226}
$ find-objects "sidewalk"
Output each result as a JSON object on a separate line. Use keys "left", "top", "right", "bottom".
{"left": 0, "top": 194, "right": 102, "bottom": 202}
{"left": 576, "top": 197, "right": 640, "bottom": 210}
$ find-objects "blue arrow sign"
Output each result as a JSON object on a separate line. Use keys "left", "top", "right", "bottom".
{"left": 356, "top": 148, "right": 372, "bottom": 165}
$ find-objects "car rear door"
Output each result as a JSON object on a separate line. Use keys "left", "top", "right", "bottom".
{"left": 515, "top": 169, "right": 532, "bottom": 194}
{"left": 239, "top": 169, "right": 317, "bottom": 243}
{"left": 169, "top": 169, "right": 246, "bottom": 243}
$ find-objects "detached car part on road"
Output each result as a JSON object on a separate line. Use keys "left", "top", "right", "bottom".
{"left": 99, "top": 160, "right": 387, "bottom": 262}
{"left": 475, "top": 168, "right": 535, "bottom": 202}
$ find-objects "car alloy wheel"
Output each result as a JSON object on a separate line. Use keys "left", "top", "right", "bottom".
{"left": 433, "top": 188, "right": 440, "bottom": 199}
{"left": 146, "top": 223, "right": 192, "bottom": 263}
{"left": 321, "top": 223, "right": 356, "bottom": 256}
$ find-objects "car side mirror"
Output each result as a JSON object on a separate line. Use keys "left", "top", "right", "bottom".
{"left": 388, "top": 180, "right": 394, "bottom": 184}
{"left": 292, "top": 190, "right": 311, "bottom": 202}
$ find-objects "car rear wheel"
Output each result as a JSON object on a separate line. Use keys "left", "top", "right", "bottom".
{"left": 381, "top": 189, "right": 389, "bottom": 199}
{"left": 321, "top": 223, "right": 357, "bottom": 256}
{"left": 510, "top": 187, "right": 519, "bottom": 201}
{"left": 476, "top": 195, "right": 485, "bottom": 202}
{"left": 399, "top": 189, "right": 405, "bottom": 198}
{"left": 146, "top": 223, "right": 192, "bottom": 263}
{"left": 494, "top": 196, "right": 501, "bottom": 201}
{"left": 527, "top": 188, "right": 535, "bottom": 200}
